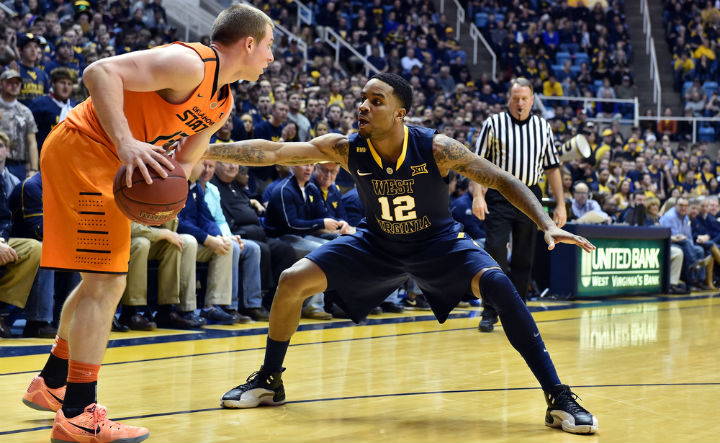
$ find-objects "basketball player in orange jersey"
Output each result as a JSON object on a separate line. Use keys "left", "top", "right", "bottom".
{"left": 20, "top": 5, "right": 274, "bottom": 443}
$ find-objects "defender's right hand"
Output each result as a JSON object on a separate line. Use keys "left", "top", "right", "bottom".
{"left": 118, "top": 139, "right": 175, "bottom": 187}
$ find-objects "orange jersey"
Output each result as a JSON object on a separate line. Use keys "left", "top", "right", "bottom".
{"left": 64, "top": 42, "right": 233, "bottom": 150}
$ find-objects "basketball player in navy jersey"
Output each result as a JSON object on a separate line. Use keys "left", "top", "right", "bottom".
{"left": 204, "top": 73, "right": 598, "bottom": 435}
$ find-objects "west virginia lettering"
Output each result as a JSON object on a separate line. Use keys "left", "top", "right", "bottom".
{"left": 371, "top": 179, "right": 415, "bottom": 195}
{"left": 376, "top": 216, "right": 431, "bottom": 235}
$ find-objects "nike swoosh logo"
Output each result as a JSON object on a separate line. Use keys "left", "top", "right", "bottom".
{"left": 69, "top": 422, "right": 101, "bottom": 434}
{"left": 357, "top": 170, "right": 372, "bottom": 176}
{"left": 533, "top": 331, "right": 540, "bottom": 337}
{"left": 197, "top": 94, "right": 204, "bottom": 98}
{"left": 47, "top": 390, "right": 64, "bottom": 404}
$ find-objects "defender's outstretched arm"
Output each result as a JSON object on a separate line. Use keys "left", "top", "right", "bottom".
{"left": 204, "top": 133, "right": 349, "bottom": 168}
{"left": 432, "top": 134, "right": 594, "bottom": 253}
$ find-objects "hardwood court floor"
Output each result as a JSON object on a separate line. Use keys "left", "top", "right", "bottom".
{"left": 1, "top": 294, "right": 719, "bottom": 443}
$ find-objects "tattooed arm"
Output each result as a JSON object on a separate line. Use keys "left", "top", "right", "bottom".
{"left": 432, "top": 134, "right": 594, "bottom": 252}
{"left": 204, "top": 133, "right": 350, "bottom": 169}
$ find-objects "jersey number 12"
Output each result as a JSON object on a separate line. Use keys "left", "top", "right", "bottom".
{"left": 378, "top": 196, "right": 417, "bottom": 221}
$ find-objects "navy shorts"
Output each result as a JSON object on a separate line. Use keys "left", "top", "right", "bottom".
{"left": 306, "top": 226, "right": 499, "bottom": 323}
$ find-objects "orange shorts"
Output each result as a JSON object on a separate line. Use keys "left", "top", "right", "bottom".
{"left": 40, "top": 122, "right": 130, "bottom": 273}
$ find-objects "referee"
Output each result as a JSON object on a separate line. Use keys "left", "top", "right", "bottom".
{"left": 472, "top": 78, "right": 566, "bottom": 332}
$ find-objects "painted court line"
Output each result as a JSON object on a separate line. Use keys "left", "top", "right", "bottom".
{"left": 2, "top": 292, "right": 717, "bottom": 359}
{"left": 0, "top": 295, "right": 717, "bottom": 376}
{"left": 2, "top": 382, "right": 719, "bottom": 436}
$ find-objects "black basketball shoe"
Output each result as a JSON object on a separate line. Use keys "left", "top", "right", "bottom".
{"left": 478, "top": 311, "right": 498, "bottom": 332}
{"left": 544, "top": 384, "right": 598, "bottom": 434}
{"left": 221, "top": 368, "right": 286, "bottom": 409}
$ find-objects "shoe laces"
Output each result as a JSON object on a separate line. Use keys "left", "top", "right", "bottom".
{"left": 88, "top": 405, "right": 104, "bottom": 435}
{"left": 89, "top": 404, "right": 122, "bottom": 434}
{"left": 236, "top": 369, "right": 281, "bottom": 390}
{"left": 550, "top": 387, "right": 589, "bottom": 415}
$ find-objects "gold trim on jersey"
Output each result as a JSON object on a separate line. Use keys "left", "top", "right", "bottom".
{"left": 367, "top": 125, "right": 409, "bottom": 172}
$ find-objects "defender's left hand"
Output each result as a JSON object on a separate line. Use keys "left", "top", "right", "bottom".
{"left": 544, "top": 226, "right": 595, "bottom": 253}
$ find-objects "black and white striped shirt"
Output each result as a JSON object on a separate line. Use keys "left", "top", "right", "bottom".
{"left": 474, "top": 112, "right": 560, "bottom": 186}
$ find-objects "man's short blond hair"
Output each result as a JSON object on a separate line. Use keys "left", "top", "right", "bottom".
{"left": 211, "top": 4, "right": 274, "bottom": 46}
{"left": 0, "top": 131, "right": 9, "bottom": 147}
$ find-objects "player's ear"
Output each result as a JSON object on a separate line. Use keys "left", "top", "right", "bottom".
{"left": 396, "top": 108, "right": 407, "bottom": 121}
{"left": 244, "top": 36, "right": 256, "bottom": 53}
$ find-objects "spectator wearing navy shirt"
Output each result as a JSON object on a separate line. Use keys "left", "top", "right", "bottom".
{"left": 264, "top": 165, "right": 344, "bottom": 320}
{"left": 311, "top": 162, "right": 351, "bottom": 228}
{"left": 251, "top": 101, "right": 289, "bottom": 189}
{"left": 262, "top": 164, "right": 290, "bottom": 206}
{"left": 340, "top": 187, "right": 363, "bottom": 227}
{"left": 16, "top": 33, "right": 50, "bottom": 105}
{"left": 28, "top": 67, "right": 76, "bottom": 149}
{"left": 43, "top": 38, "right": 82, "bottom": 81}
{"left": 264, "top": 165, "right": 344, "bottom": 244}
{"left": 254, "top": 101, "right": 288, "bottom": 142}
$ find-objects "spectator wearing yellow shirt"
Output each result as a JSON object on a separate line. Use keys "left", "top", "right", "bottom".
{"left": 327, "top": 81, "right": 344, "bottom": 107}
{"left": 597, "top": 168, "right": 613, "bottom": 194}
{"left": 701, "top": 2, "right": 720, "bottom": 25}
{"left": 543, "top": 75, "right": 564, "bottom": 96}
{"left": 693, "top": 37, "right": 716, "bottom": 61}
{"left": 674, "top": 52, "right": 695, "bottom": 89}
{"left": 613, "top": 178, "right": 632, "bottom": 210}
{"left": 683, "top": 173, "right": 707, "bottom": 196}
{"left": 594, "top": 128, "right": 613, "bottom": 162}
{"left": 623, "top": 137, "right": 644, "bottom": 155}
{"left": 674, "top": 53, "right": 695, "bottom": 72}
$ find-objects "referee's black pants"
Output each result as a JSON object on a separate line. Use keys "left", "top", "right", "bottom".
{"left": 481, "top": 186, "right": 542, "bottom": 317}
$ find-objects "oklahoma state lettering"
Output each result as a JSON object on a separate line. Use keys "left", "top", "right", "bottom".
{"left": 176, "top": 106, "right": 217, "bottom": 132}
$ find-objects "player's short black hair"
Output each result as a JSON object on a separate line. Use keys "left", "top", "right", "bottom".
{"left": 370, "top": 73, "right": 413, "bottom": 111}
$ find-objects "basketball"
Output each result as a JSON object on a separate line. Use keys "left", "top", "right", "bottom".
{"left": 112, "top": 156, "right": 188, "bottom": 225}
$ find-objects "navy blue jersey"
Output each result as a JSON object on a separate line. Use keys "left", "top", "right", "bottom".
{"left": 347, "top": 125, "right": 455, "bottom": 242}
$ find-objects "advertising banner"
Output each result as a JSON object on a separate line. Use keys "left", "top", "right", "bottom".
{"left": 577, "top": 238, "right": 665, "bottom": 297}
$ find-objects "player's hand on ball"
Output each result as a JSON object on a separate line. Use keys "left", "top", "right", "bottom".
{"left": 118, "top": 139, "right": 176, "bottom": 187}
{"left": 544, "top": 226, "right": 595, "bottom": 253}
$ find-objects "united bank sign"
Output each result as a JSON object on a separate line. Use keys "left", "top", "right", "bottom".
{"left": 577, "top": 239, "right": 665, "bottom": 297}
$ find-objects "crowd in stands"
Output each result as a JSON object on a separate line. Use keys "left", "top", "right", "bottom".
{"left": 465, "top": 0, "right": 636, "bottom": 119}
{"left": 664, "top": 0, "right": 720, "bottom": 140}
{"left": 1, "top": 0, "right": 719, "bottom": 338}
